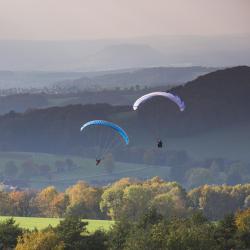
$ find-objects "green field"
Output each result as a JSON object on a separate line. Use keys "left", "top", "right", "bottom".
{"left": 0, "top": 151, "right": 170, "bottom": 190}
{"left": 0, "top": 216, "right": 114, "bottom": 232}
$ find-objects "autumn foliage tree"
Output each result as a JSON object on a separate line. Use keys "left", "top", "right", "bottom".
{"left": 35, "top": 186, "right": 68, "bottom": 217}
{"left": 0, "top": 191, "right": 13, "bottom": 215}
{"left": 100, "top": 176, "right": 190, "bottom": 220}
{"left": 235, "top": 208, "right": 250, "bottom": 232}
{"left": 9, "top": 190, "right": 35, "bottom": 216}
{"left": 66, "top": 181, "right": 103, "bottom": 219}
{"left": 16, "top": 230, "right": 64, "bottom": 250}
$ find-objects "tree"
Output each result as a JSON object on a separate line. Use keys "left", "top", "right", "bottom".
{"left": 84, "top": 230, "right": 108, "bottom": 250}
{"left": 54, "top": 216, "right": 88, "bottom": 250}
{"left": 193, "top": 185, "right": 240, "bottom": 220}
{"left": 146, "top": 178, "right": 190, "bottom": 219}
{"left": 164, "top": 218, "right": 217, "bottom": 250}
{"left": 100, "top": 177, "right": 190, "bottom": 221}
{"left": 66, "top": 201, "right": 89, "bottom": 218}
{"left": 122, "top": 185, "right": 152, "bottom": 220}
{"left": 214, "top": 214, "right": 237, "bottom": 250}
{"left": 50, "top": 193, "right": 69, "bottom": 218}
{"left": 16, "top": 230, "right": 64, "bottom": 250}
{"left": 0, "top": 218, "right": 22, "bottom": 250}
{"left": 235, "top": 208, "right": 250, "bottom": 232}
{"left": 9, "top": 190, "right": 34, "bottom": 216}
{"left": 35, "top": 186, "right": 58, "bottom": 217}
{"left": 108, "top": 210, "right": 218, "bottom": 250}
{"left": 101, "top": 178, "right": 143, "bottom": 220}
{"left": 66, "top": 181, "right": 102, "bottom": 219}
{"left": 142, "top": 207, "right": 163, "bottom": 223}
{"left": 152, "top": 193, "right": 187, "bottom": 219}
{"left": 123, "top": 227, "right": 154, "bottom": 250}
{"left": 100, "top": 185, "right": 126, "bottom": 220}
{"left": 107, "top": 219, "right": 132, "bottom": 250}
{"left": 244, "top": 195, "right": 250, "bottom": 208}
{"left": 0, "top": 191, "right": 12, "bottom": 215}
{"left": 235, "top": 209, "right": 250, "bottom": 248}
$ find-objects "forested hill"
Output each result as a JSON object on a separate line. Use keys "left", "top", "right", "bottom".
{"left": 137, "top": 65, "right": 250, "bottom": 136}
{"left": 0, "top": 66, "right": 249, "bottom": 156}
{"left": 0, "top": 104, "right": 130, "bottom": 153}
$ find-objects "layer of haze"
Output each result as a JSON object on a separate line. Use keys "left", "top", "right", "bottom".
{"left": 0, "top": 0, "right": 250, "bottom": 40}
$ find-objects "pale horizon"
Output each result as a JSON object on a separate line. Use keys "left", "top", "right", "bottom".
{"left": 0, "top": 0, "right": 249, "bottom": 40}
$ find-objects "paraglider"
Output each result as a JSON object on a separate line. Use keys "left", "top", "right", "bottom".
{"left": 133, "top": 91, "right": 185, "bottom": 112}
{"left": 80, "top": 120, "right": 129, "bottom": 165}
{"left": 133, "top": 91, "right": 185, "bottom": 148}
{"left": 96, "top": 159, "right": 102, "bottom": 166}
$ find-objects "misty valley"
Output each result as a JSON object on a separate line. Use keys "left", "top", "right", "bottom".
{"left": 0, "top": 66, "right": 250, "bottom": 250}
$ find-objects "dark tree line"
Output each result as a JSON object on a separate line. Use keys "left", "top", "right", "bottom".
{"left": 1, "top": 208, "right": 250, "bottom": 249}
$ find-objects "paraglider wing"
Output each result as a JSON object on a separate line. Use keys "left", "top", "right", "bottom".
{"left": 133, "top": 92, "right": 185, "bottom": 111}
{"left": 80, "top": 120, "right": 129, "bottom": 145}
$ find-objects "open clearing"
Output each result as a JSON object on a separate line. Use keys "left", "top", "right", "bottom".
{"left": 0, "top": 216, "right": 114, "bottom": 232}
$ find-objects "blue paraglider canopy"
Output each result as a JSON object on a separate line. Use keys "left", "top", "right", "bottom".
{"left": 80, "top": 120, "right": 129, "bottom": 145}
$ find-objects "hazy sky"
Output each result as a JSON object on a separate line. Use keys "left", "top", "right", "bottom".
{"left": 0, "top": 0, "right": 249, "bottom": 40}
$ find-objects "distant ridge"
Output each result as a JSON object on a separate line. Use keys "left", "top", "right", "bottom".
{"left": 1, "top": 35, "right": 249, "bottom": 71}
{"left": 55, "top": 66, "right": 217, "bottom": 90}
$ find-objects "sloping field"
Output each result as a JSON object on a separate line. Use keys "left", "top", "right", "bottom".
{"left": 168, "top": 122, "right": 250, "bottom": 162}
{"left": 0, "top": 151, "right": 170, "bottom": 190}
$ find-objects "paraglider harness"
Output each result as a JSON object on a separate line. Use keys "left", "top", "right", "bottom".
{"left": 157, "top": 140, "right": 163, "bottom": 148}
{"left": 96, "top": 159, "right": 102, "bottom": 166}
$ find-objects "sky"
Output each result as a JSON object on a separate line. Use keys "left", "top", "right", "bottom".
{"left": 0, "top": 0, "right": 249, "bottom": 40}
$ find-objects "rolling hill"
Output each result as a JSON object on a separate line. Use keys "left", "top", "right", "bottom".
{"left": 59, "top": 66, "right": 215, "bottom": 90}
{"left": 0, "top": 151, "right": 170, "bottom": 190}
{"left": 0, "top": 66, "right": 249, "bottom": 162}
